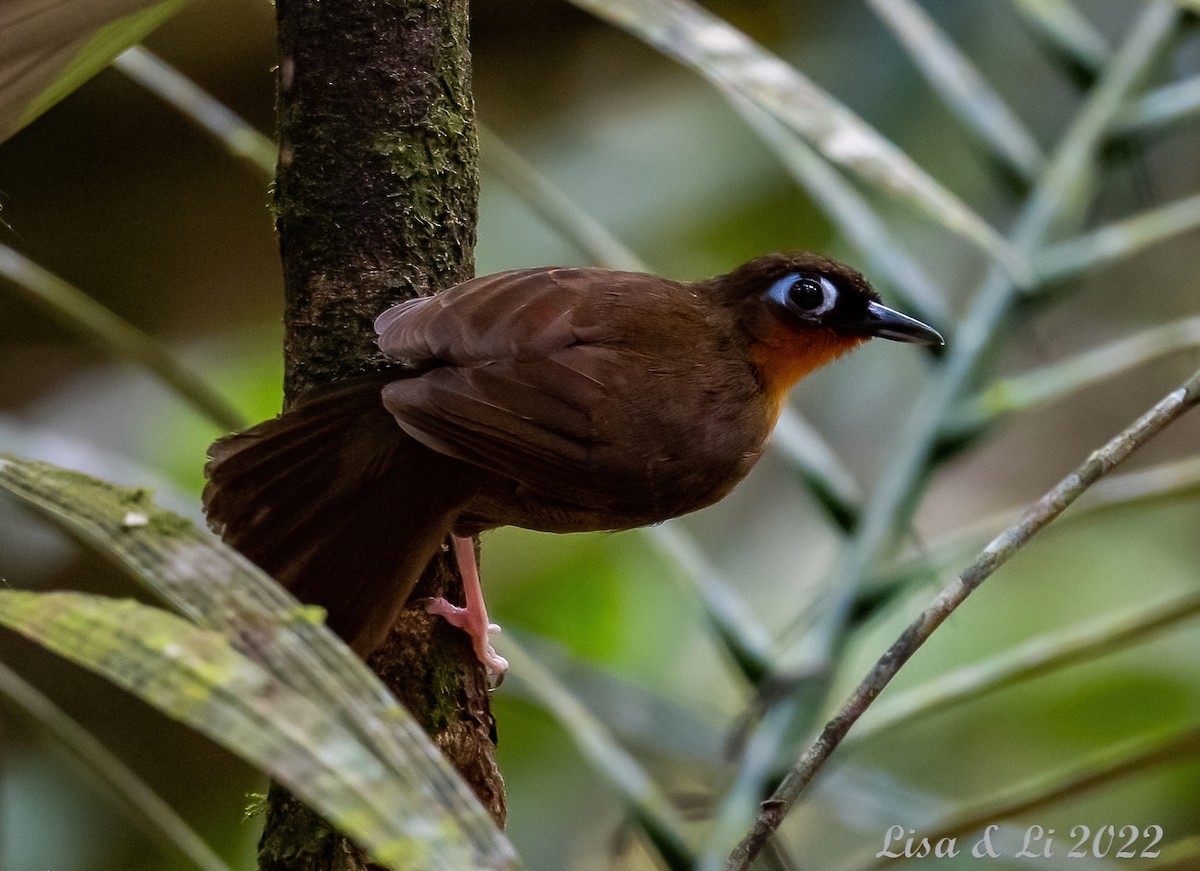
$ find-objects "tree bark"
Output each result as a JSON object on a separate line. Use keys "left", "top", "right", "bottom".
{"left": 259, "top": 1, "right": 504, "bottom": 867}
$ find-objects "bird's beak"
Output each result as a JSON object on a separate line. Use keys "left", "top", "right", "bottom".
{"left": 860, "top": 301, "right": 944, "bottom": 345}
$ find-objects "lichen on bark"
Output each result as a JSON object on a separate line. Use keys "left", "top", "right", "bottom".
{"left": 274, "top": 0, "right": 479, "bottom": 401}
{"left": 262, "top": 1, "right": 503, "bottom": 867}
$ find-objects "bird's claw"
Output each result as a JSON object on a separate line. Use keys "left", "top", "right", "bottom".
{"left": 425, "top": 596, "right": 509, "bottom": 682}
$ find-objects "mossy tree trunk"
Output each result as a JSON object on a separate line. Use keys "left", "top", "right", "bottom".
{"left": 259, "top": 1, "right": 505, "bottom": 867}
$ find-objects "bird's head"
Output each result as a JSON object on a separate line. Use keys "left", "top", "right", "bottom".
{"left": 709, "top": 252, "right": 943, "bottom": 408}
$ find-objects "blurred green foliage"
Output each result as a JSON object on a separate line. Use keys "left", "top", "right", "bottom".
{"left": 1, "top": 1, "right": 1199, "bottom": 869}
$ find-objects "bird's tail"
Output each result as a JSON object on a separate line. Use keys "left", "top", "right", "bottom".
{"left": 203, "top": 372, "right": 479, "bottom": 655}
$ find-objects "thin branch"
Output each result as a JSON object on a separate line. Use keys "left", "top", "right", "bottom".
{"left": 727, "top": 364, "right": 1200, "bottom": 870}
{"left": 0, "top": 660, "right": 234, "bottom": 871}
{"left": 0, "top": 244, "right": 246, "bottom": 433}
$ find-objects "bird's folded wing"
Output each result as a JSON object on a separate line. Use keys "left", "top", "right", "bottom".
{"left": 380, "top": 344, "right": 654, "bottom": 505}
{"left": 373, "top": 267, "right": 645, "bottom": 365}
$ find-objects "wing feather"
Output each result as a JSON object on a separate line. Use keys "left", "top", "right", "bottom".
{"left": 373, "top": 267, "right": 753, "bottom": 517}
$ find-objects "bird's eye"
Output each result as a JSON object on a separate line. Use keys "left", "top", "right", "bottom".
{"left": 767, "top": 272, "right": 838, "bottom": 318}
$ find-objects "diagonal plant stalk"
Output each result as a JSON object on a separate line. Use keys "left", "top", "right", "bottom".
{"left": 700, "top": 6, "right": 1187, "bottom": 865}
{"left": 112, "top": 45, "right": 276, "bottom": 175}
{"left": 997, "top": 316, "right": 1199, "bottom": 419}
{"left": 952, "top": 315, "right": 1200, "bottom": 430}
{"left": 565, "top": 0, "right": 1030, "bottom": 282}
{"left": 1034, "top": 192, "right": 1200, "bottom": 282}
{"left": 645, "top": 523, "right": 775, "bottom": 685}
{"left": 871, "top": 453, "right": 1200, "bottom": 595}
{"left": 477, "top": 125, "right": 649, "bottom": 273}
{"left": 728, "top": 362, "right": 1200, "bottom": 869}
{"left": 1112, "top": 73, "right": 1200, "bottom": 137}
{"left": 845, "top": 721, "right": 1200, "bottom": 871}
{"left": 0, "top": 244, "right": 246, "bottom": 433}
{"left": 0, "top": 660, "right": 234, "bottom": 871}
{"left": 498, "top": 636, "right": 696, "bottom": 870}
{"left": 1010, "top": 0, "right": 1111, "bottom": 75}
{"left": 848, "top": 586, "right": 1200, "bottom": 744}
{"left": 770, "top": 405, "right": 863, "bottom": 530}
{"left": 868, "top": 0, "right": 1045, "bottom": 182}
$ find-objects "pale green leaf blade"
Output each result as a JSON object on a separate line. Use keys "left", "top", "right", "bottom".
{"left": 111, "top": 46, "right": 277, "bottom": 174}
{"left": 0, "top": 454, "right": 519, "bottom": 866}
{"left": 867, "top": 0, "right": 1044, "bottom": 181}
{"left": 1011, "top": 0, "right": 1112, "bottom": 74}
{"left": 851, "top": 587, "right": 1200, "bottom": 744}
{"left": 644, "top": 523, "right": 774, "bottom": 684}
{"left": 566, "top": 0, "right": 1030, "bottom": 282}
{"left": 953, "top": 316, "right": 1200, "bottom": 431}
{"left": 1034, "top": 193, "right": 1200, "bottom": 284}
{"left": 0, "top": 0, "right": 189, "bottom": 142}
{"left": 479, "top": 125, "right": 647, "bottom": 273}
{"left": 0, "top": 591, "right": 513, "bottom": 871}
{"left": 499, "top": 636, "right": 695, "bottom": 869}
{"left": 1112, "top": 75, "right": 1200, "bottom": 138}
{"left": 0, "top": 244, "right": 246, "bottom": 433}
{"left": 0, "top": 660, "right": 233, "bottom": 871}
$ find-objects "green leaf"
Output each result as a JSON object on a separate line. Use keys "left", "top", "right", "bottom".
{"left": 0, "top": 590, "right": 511, "bottom": 871}
{"left": 499, "top": 636, "right": 695, "bottom": 871}
{"left": 1010, "top": 0, "right": 1112, "bottom": 75}
{"left": 0, "top": 454, "right": 521, "bottom": 870}
{"left": 0, "top": 244, "right": 246, "bottom": 433}
{"left": 0, "top": 0, "right": 188, "bottom": 143}
{"left": 566, "top": 0, "right": 1031, "bottom": 283}
{"left": 867, "top": 0, "right": 1044, "bottom": 181}
{"left": 1034, "top": 193, "right": 1200, "bottom": 284}
{"left": 0, "top": 660, "right": 233, "bottom": 871}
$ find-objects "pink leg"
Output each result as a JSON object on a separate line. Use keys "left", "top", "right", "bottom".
{"left": 426, "top": 534, "right": 509, "bottom": 678}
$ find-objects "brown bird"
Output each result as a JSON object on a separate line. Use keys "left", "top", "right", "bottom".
{"left": 203, "top": 253, "right": 942, "bottom": 675}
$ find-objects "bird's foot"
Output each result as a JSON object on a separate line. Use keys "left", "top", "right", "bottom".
{"left": 426, "top": 597, "right": 510, "bottom": 681}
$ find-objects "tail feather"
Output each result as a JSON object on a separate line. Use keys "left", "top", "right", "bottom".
{"left": 203, "top": 372, "right": 479, "bottom": 655}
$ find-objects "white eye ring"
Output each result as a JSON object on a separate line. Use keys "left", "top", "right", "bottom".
{"left": 767, "top": 273, "right": 839, "bottom": 318}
